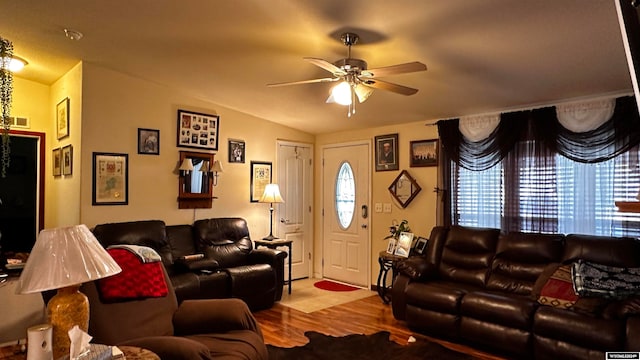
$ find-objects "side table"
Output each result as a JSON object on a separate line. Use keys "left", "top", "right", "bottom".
{"left": 0, "top": 344, "right": 159, "bottom": 360}
{"left": 377, "top": 250, "right": 405, "bottom": 304}
{"left": 253, "top": 239, "right": 293, "bottom": 294}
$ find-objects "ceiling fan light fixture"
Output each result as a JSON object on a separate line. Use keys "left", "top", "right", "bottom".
{"left": 328, "top": 81, "right": 352, "bottom": 106}
{"left": 354, "top": 84, "right": 373, "bottom": 103}
{"left": 1, "top": 55, "right": 27, "bottom": 72}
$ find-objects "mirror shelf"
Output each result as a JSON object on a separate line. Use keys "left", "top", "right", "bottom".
{"left": 178, "top": 150, "right": 215, "bottom": 209}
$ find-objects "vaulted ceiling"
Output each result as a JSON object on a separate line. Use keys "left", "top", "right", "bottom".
{"left": 0, "top": 0, "right": 633, "bottom": 134}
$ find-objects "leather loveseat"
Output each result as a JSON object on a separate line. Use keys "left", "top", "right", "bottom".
{"left": 92, "top": 217, "right": 286, "bottom": 311}
{"left": 391, "top": 225, "right": 640, "bottom": 359}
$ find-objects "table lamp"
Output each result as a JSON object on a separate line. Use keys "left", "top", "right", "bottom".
{"left": 16, "top": 225, "right": 122, "bottom": 359}
{"left": 259, "top": 183, "right": 284, "bottom": 240}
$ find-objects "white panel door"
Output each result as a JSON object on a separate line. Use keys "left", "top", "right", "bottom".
{"left": 322, "top": 142, "right": 370, "bottom": 287}
{"left": 277, "top": 141, "right": 312, "bottom": 280}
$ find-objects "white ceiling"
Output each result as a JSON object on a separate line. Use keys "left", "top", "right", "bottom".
{"left": 0, "top": 0, "right": 634, "bottom": 134}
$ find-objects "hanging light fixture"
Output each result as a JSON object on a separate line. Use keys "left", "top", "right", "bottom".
{"left": 0, "top": 37, "right": 14, "bottom": 178}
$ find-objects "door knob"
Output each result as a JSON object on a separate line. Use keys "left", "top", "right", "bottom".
{"left": 361, "top": 224, "right": 368, "bottom": 229}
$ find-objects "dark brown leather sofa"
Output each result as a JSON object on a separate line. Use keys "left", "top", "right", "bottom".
{"left": 92, "top": 217, "right": 286, "bottom": 311}
{"left": 392, "top": 225, "right": 640, "bottom": 359}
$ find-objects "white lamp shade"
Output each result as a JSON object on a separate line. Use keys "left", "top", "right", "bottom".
{"left": 259, "top": 184, "right": 284, "bottom": 203}
{"left": 327, "top": 81, "right": 352, "bottom": 106}
{"left": 179, "top": 158, "right": 194, "bottom": 171}
{"left": 212, "top": 160, "right": 223, "bottom": 173}
{"left": 16, "top": 225, "right": 122, "bottom": 294}
{"left": 199, "top": 160, "right": 210, "bottom": 173}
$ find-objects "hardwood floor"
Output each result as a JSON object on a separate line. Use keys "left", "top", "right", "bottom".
{"left": 253, "top": 293, "right": 506, "bottom": 360}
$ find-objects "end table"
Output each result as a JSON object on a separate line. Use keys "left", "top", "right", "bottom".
{"left": 377, "top": 250, "right": 405, "bottom": 304}
{"left": 253, "top": 239, "right": 293, "bottom": 294}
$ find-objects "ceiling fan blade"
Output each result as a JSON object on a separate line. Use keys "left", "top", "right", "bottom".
{"left": 362, "top": 78, "right": 419, "bottom": 96}
{"left": 304, "top": 57, "right": 347, "bottom": 76}
{"left": 361, "top": 61, "right": 427, "bottom": 78}
{"left": 267, "top": 77, "right": 339, "bottom": 87}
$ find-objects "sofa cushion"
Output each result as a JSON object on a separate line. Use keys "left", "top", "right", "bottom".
{"left": 461, "top": 291, "right": 538, "bottom": 329}
{"left": 487, "top": 232, "right": 564, "bottom": 295}
{"left": 572, "top": 260, "right": 640, "bottom": 299}
{"left": 93, "top": 220, "right": 173, "bottom": 267}
{"left": 405, "top": 281, "right": 474, "bottom": 313}
{"left": 438, "top": 226, "right": 500, "bottom": 288}
{"left": 563, "top": 234, "right": 640, "bottom": 267}
{"left": 536, "top": 264, "right": 578, "bottom": 310}
{"left": 533, "top": 305, "right": 625, "bottom": 351}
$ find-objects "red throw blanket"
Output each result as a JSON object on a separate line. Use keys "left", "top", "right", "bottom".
{"left": 98, "top": 247, "right": 168, "bottom": 302}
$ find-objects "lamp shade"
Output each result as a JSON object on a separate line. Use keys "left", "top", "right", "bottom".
{"left": 327, "top": 81, "right": 352, "bottom": 106}
{"left": 259, "top": 184, "right": 284, "bottom": 204}
{"left": 179, "top": 158, "right": 194, "bottom": 172}
{"left": 199, "top": 160, "right": 210, "bottom": 173}
{"left": 16, "top": 225, "right": 122, "bottom": 294}
{"left": 212, "top": 160, "right": 224, "bottom": 173}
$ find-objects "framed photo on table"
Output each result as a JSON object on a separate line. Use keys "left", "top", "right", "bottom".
{"left": 92, "top": 152, "right": 129, "bottom": 205}
{"left": 394, "top": 232, "right": 414, "bottom": 258}
{"left": 250, "top": 161, "right": 272, "bottom": 202}
{"left": 375, "top": 133, "right": 399, "bottom": 171}
{"left": 414, "top": 236, "right": 429, "bottom": 255}
{"left": 56, "top": 97, "right": 70, "bottom": 140}
{"left": 176, "top": 109, "right": 220, "bottom": 151}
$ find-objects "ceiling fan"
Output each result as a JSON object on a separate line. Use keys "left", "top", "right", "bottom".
{"left": 267, "top": 32, "right": 427, "bottom": 116}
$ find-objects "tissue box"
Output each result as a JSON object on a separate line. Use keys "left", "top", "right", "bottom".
{"left": 59, "top": 344, "right": 112, "bottom": 360}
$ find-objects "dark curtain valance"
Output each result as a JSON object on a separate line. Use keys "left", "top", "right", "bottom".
{"left": 438, "top": 96, "right": 640, "bottom": 170}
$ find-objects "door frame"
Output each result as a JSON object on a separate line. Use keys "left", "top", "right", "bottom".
{"left": 276, "top": 140, "right": 314, "bottom": 280}
{"left": 320, "top": 140, "right": 372, "bottom": 287}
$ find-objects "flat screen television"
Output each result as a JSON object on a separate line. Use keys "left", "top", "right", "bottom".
{"left": 615, "top": 0, "right": 640, "bottom": 114}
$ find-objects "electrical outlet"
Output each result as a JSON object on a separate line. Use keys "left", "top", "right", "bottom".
{"left": 383, "top": 203, "right": 392, "bottom": 213}
{"left": 374, "top": 203, "right": 383, "bottom": 213}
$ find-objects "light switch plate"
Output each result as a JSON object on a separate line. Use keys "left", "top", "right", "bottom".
{"left": 383, "top": 203, "right": 392, "bottom": 213}
{"left": 374, "top": 203, "right": 383, "bottom": 213}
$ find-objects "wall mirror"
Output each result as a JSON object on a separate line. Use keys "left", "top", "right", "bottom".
{"left": 178, "top": 150, "right": 215, "bottom": 209}
{"left": 388, "top": 170, "right": 421, "bottom": 208}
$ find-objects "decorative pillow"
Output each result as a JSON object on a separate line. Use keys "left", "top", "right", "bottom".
{"left": 98, "top": 248, "right": 168, "bottom": 302}
{"left": 536, "top": 264, "right": 579, "bottom": 309}
{"left": 572, "top": 260, "right": 640, "bottom": 299}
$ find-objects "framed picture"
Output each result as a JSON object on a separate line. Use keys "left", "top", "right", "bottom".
{"left": 386, "top": 238, "right": 397, "bottom": 254}
{"left": 250, "top": 161, "right": 272, "bottom": 202}
{"left": 92, "top": 152, "right": 129, "bottom": 206}
{"left": 56, "top": 97, "right": 70, "bottom": 140}
{"left": 375, "top": 133, "right": 399, "bottom": 171}
{"left": 414, "top": 236, "right": 429, "bottom": 255}
{"left": 176, "top": 109, "right": 220, "bottom": 151}
{"left": 62, "top": 145, "right": 73, "bottom": 176}
{"left": 410, "top": 139, "right": 439, "bottom": 167}
{"left": 52, "top": 148, "right": 62, "bottom": 176}
{"left": 138, "top": 128, "right": 160, "bottom": 155}
{"left": 394, "top": 232, "right": 414, "bottom": 258}
{"left": 229, "top": 139, "right": 245, "bottom": 163}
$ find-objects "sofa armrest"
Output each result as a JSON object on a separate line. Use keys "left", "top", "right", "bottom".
{"left": 396, "top": 256, "right": 436, "bottom": 281}
{"left": 173, "top": 257, "right": 220, "bottom": 272}
{"left": 173, "top": 298, "right": 263, "bottom": 338}
{"left": 248, "top": 248, "right": 287, "bottom": 300}
{"left": 119, "top": 336, "right": 210, "bottom": 360}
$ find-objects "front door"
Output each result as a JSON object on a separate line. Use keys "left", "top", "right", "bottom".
{"left": 322, "top": 141, "right": 370, "bottom": 287}
{"left": 277, "top": 141, "right": 313, "bottom": 280}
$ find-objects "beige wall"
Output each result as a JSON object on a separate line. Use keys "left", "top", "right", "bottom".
{"left": 79, "top": 63, "right": 314, "bottom": 238}
{"left": 315, "top": 122, "right": 440, "bottom": 285}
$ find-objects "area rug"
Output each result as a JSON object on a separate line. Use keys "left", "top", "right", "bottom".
{"left": 267, "top": 331, "right": 476, "bottom": 360}
{"left": 313, "top": 280, "right": 360, "bottom": 292}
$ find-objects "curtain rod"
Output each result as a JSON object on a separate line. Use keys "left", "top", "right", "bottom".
{"left": 424, "top": 91, "right": 633, "bottom": 127}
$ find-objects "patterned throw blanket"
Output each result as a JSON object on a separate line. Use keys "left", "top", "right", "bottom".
{"left": 97, "top": 245, "right": 168, "bottom": 302}
{"left": 572, "top": 260, "right": 640, "bottom": 299}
